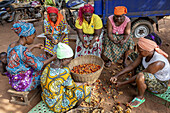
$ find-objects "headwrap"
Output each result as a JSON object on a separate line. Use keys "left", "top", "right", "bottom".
{"left": 47, "top": 6, "right": 58, "bottom": 15}
{"left": 78, "top": 4, "right": 94, "bottom": 25}
{"left": 57, "top": 42, "right": 74, "bottom": 59}
{"left": 47, "top": 7, "right": 63, "bottom": 34}
{"left": 114, "top": 6, "right": 127, "bottom": 15}
{"left": 11, "top": 22, "right": 36, "bottom": 37}
{"left": 138, "top": 37, "right": 168, "bottom": 57}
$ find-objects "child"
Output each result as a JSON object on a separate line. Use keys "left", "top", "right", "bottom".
{"left": 0, "top": 52, "right": 7, "bottom": 75}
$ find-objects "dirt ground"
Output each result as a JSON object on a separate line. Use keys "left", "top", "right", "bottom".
{"left": 0, "top": 17, "right": 170, "bottom": 113}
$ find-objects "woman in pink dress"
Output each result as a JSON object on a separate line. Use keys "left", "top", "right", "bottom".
{"left": 103, "top": 6, "right": 134, "bottom": 67}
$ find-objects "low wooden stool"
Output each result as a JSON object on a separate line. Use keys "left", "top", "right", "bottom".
{"left": 7, "top": 88, "right": 40, "bottom": 106}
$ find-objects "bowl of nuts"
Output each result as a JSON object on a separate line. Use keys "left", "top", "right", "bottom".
{"left": 68, "top": 55, "right": 104, "bottom": 84}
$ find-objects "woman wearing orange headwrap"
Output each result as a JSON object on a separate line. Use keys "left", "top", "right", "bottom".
{"left": 103, "top": 6, "right": 134, "bottom": 67}
{"left": 44, "top": 7, "right": 69, "bottom": 56}
{"left": 110, "top": 37, "right": 170, "bottom": 108}
{"left": 74, "top": 4, "right": 103, "bottom": 58}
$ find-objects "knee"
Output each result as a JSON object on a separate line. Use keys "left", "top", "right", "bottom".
{"left": 136, "top": 72, "right": 145, "bottom": 82}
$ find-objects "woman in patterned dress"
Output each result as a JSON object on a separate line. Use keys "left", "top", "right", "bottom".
{"left": 44, "top": 7, "right": 69, "bottom": 56}
{"left": 41, "top": 42, "right": 91, "bottom": 112}
{"left": 74, "top": 4, "right": 103, "bottom": 58}
{"left": 6, "top": 22, "right": 57, "bottom": 92}
{"left": 110, "top": 37, "right": 170, "bottom": 107}
{"left": 103, "top": 6, "right": 134, "bottom": 67}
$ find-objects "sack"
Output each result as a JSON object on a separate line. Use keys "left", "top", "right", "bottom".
{"left": 144, "top": 32, "right": 162, "bottom": 46}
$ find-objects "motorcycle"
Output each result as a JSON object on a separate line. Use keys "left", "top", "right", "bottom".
{"left": 0, "top": 0, "right": 16, "bottom": 25}
{"left": 51, "top": 0, "right": 86, "bottom": 30}
{"left": 15, "top": 0, "right": 45, "bottom": 22}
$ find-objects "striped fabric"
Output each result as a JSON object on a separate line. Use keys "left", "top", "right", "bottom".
{"left": 44, "top": 17, "right": 69, "bottom": 55}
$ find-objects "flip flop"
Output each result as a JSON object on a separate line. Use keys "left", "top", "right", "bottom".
{"left": 129, "top": 97, "right": 145, "bottom": 107}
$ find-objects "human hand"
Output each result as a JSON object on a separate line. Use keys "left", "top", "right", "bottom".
{"left": 34, "top": 43, "right": 44, "bottom": 49}
{"left": 89, "top": 43, "right": 93, "bottom": 49}
{"left": 110, "top": 76, "right": 117, "bottom": 84}
{"left": 83, "top": 82, "right": 91, "bottom": 86}
{"left": 45, "top": 34, "right": 52, "bottom": 40}
{"left": 52, "top": 39, "right": 58, "bottom": 45}
{"left": 112, "top": 40, "right": 120, "bottom": 44}
{"left": 115, "top": 82, "right": 123, "bottom": 87}
{"left": 75, "top": 82, "right": 85, "bottom": 86}
{"left": 82, "top": 41, "right": 88, "bottom": 49}
{"left": 120, "top": 39, "right": 127, "bottom": 45}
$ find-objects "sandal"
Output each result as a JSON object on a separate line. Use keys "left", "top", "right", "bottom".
{"left": 129, "top": 97, "right": 145, "bottom": 107}
{"left": 105, "top": 60, "right": 112, "bottom": 67}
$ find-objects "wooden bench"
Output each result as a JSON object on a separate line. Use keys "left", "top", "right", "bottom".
{"left": 7, "top": 88, "right": 40, "bottom": 106}
{"left": 36, "top": 33, "right": 77, "bottom": 42}
{"left": 19, "top": 19, "right": 40, "bottom": 23}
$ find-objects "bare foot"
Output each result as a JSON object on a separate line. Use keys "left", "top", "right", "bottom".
{"left": 105, "top": 60, "right": 112, "bottom": 67}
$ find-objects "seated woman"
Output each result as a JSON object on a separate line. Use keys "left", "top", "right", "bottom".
{"left": 103, "top": 6, "right": 134, "bottom": 67}
{"left": 110, "top": 37, "right": 170, "bottom": 107}
{"left": 44, "top": 7, "right": 69, "bottom": 56}
{"left": 128, "top": 32, "right": 162, "bottom": 63}
{"left": 41, "top": 42, "right": 91, "bottom": 113}
{"left": 6, "top": 22, "right": 57, "bottom": 92}
{"left": 74, "top": 4, "right": 103, "bottom": 58}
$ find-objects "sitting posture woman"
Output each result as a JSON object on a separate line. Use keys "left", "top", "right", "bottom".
{"left": 74, "top": 4, "right": 103, "bottom": 58}
{"left": 6, "top": 22, "right": 57, "bottom": 92}
{"left": 110, "top": 37, "right": 170, "bottom": 107}
{"left": 44, "top": 7, "right": 69, "bottom": 56}
{"left": 41, "top": 42, "right": 91, "bottom": 113}
{"left": 103, "top": 6, "right": 134, "bottom": 67}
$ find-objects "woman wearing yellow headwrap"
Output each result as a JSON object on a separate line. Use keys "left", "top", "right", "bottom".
{"left": 103, "top": 6, "right": 134, "bottom": 67}
{"left": 41, "top": 42, "right": 91, "bottom": 112}
{"left": 110, "top": 37, "right": 170, "bottom": 108}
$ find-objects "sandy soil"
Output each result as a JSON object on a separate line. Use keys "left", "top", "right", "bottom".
{"left": 0, "top": 17, "right": 170, "bottom": 113}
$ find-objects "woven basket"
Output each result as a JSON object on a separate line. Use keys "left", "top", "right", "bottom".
{"left": 68, "top": 55, "right": 104, "bottom": 84}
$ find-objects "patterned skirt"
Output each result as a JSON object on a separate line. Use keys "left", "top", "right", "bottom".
{"left": 130, "top": 52, "right": 169, "bottom": 94}
{"left": 7, "top": 54, "right": 47, "bottom": 91}
{"left": 41, "top": 66, "right": 91, "bottom": 112}
{"left": 103, "top": 34, "right": 134, "bottom": 63}
{"left": 74, "top": 32, "right": 103, "bottom": 58}
{"left": 44, "top": 34, "right": 69, "bottom": 55}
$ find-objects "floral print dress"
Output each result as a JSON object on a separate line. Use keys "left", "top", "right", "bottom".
{"left": 41, "top": 64, "right": 91, "bottom": 112}
{"left": 74, "top": 32, "right": 103, "bottom": 58}
{"left": 6, "top": 45, "right": 46, "bottom": 91}
{"left": 44, "top": 17, "right": 69, "bottom": 55}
